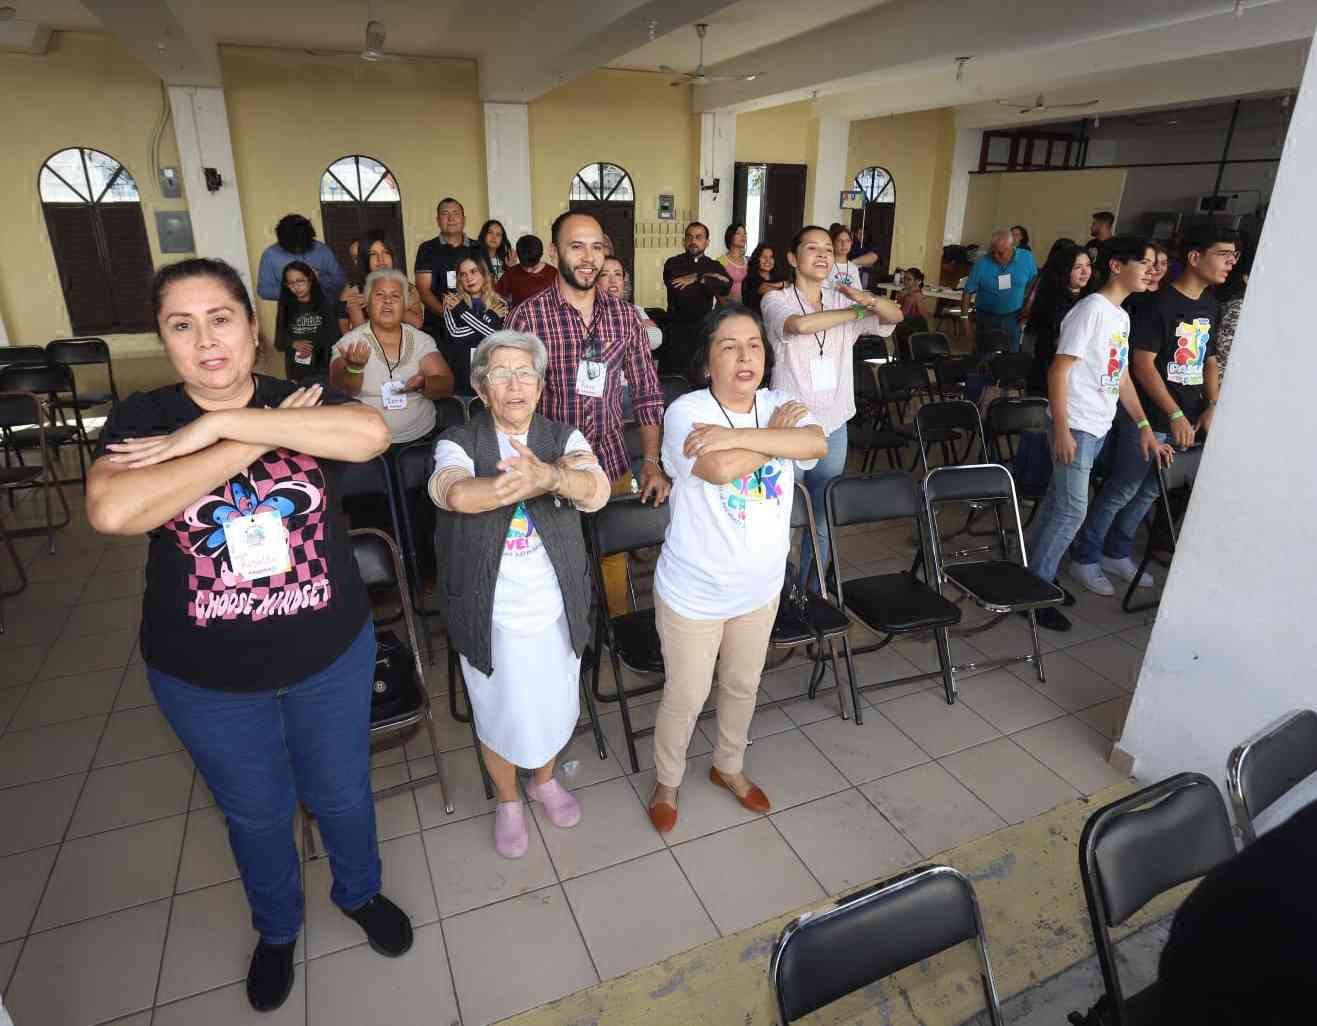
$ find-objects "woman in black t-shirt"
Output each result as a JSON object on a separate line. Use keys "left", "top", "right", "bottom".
{"left": 274, "top": 260, "right": 338, "bottom": 381}
{"left": 86, "top": 258, "right": 413, "bottom": 1013}
{"left": 742, "top": 243, "right": 785, "bottom": 318}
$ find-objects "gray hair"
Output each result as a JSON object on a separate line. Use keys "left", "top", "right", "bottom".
{"left": 470, "top": 330, "right": 549, "bottom": 393}
{"left": 364, "top": 269, "right": 409, "bottom": 296}
{"left": 990, "top": 229, "right": 1013, "bottom": 246}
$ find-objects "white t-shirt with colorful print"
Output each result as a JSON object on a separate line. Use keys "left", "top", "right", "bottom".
{"left": 1055, "top": 292, "right": 1131, "bottom": 437}
{"left": 433, "top": 428, "right": 594, "bottom": 631}
{"left": 655, "top": 388, "right": 820, "bottom": 621}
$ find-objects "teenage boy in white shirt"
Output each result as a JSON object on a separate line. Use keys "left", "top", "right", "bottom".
{"left": 1026, "top": 236, "right": 1170, "bottom": 632}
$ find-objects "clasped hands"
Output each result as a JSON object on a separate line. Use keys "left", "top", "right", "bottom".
{"left": 493, "top": 442, "right": 595, "bottom": 505}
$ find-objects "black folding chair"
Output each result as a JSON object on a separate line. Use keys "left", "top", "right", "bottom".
{"left": 433, "top": 395, "right": 468, "bottom": 431}
{"left": 923, "top": 464, "right": 1064, "bottom": 688}
{"left": 910, "top": 331, "right": 952, "bottom": 366}
{"left": 46, "top": 338, "right": 119, "bottom": 414}
{"left": 826, "top": 472, "right": 962, "bottom": 710}
{"left": 989, "top": 352, "right": 1032, "bottom": 396}
{"left": 914, "top": 399, "right": 985, "bottom": 472}
{"left": 932, "top": 355, "right": 977, "bottom": 402}
{"left": 976, "top": 327, "right": 1012, "bottom": 358}
{"left": 770, "top": 484, "right": 856, "bottom": 717}
{"left": 392, "top": 441, "right": 442, "bottom": 668}
{"left": 877, "top": 362, "right": 945, "bottom": 470}
{"left": 659, "top": 374, "right": 690, "bottom": 407}
{"left": 587, "top": 496, "right": 671, "bottom": 772}
{"left": 1121, "top": 445, "right": 1202, "bottom": 615}
{"left": 1226, "top": 707, "right": 1317, "bottom": 846}
{"left": 0, "top": 347, "right": 48, "bottom": 372}
{"left": 1074, "top": 772, "right": 1236, "bottom": 1026}
{"left": 0, "top": 391, "right": 70, "bottom": 554}
{"left": 772, "top": 864, "right": 1004, "bottom": 1025}
{"left": 0, "top": 364, "right": 93, "bottom": 491}
{"left": 338, "top": 454, "right": 405, "bottom": 540}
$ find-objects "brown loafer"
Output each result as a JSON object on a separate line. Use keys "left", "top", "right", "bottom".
{"left": 648, "top": 794, "right": 678, "bottom": 834}
{"left": 709, "top": 767, "right": 771, "bottom": 813}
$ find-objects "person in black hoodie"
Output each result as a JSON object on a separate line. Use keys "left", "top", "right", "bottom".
{"left": 274, "top": 260, "right": 338, "bottom": 382}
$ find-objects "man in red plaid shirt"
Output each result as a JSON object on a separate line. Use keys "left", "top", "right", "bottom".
{"left": 508, "top": 211, "right": 669, "bottom": 612}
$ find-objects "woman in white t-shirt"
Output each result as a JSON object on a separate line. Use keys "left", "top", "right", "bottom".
{"left": 647, "top": 306, "right": 827, "bottom": 834}
{"left": 825, "top": 225, "right": 879, "bottom": 291}
{"left": 428, "top": 332, "right": 610, "bottom": 858}
{"left": 760, "top": 226, "right": 902, "bottom": 589}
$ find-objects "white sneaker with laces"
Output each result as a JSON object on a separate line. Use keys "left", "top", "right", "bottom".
{"left": 1069, "top": 561, "right": 1114, "bottom": 597}
{"left": 1102, "top": 556, "right": 1154, "bottom": 589}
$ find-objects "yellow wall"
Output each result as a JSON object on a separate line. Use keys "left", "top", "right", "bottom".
{"left": 528, "top": 69, "right": 698, "bottom": 309}
{"left": 963, "top": 168, "right": 1128, "bottom": 259}
{"left": 735, "top": 100, "right": 816, "bottom": 207}
{"left": 0, "top": 31, "right": 191, "bottom": 359}
{"left": 846, "top": 108, "right": 956, "bottom": 272}
{"left": 221, "top": 46, "right": 486, "bottom": 340}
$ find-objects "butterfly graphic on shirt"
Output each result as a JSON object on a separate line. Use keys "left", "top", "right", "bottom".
{"left": 180, "top": 478, "right": 321, "bottom": 560}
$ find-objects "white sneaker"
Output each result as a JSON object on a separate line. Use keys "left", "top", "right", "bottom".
{"left": 1069, "top": 561, "right": 1114, "bottom": 596}
{"left": 1102, "top": 556, "right": 1154, "bottom": 589}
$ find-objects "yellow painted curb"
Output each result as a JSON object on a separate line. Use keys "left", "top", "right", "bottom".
{"left": 502, "top": 782, "right": 1191, "bottom": 1025}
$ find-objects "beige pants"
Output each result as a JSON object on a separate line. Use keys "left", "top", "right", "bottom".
{"left": 652, "top": 592, "right": 780, "bottom": 788}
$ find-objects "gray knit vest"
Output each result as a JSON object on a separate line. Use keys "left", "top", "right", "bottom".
{"left": 433, "top": 412, "right": 594, "bottom": 676}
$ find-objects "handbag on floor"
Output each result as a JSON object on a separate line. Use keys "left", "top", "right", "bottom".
{"left": 370, "top": 630, "right": 421, "bottom": 723}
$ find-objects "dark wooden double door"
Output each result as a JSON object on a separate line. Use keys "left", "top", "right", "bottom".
{"left": 733, "top": 162, "right": 807, "bottom": 267}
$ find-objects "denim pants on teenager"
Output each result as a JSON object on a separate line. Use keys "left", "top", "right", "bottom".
{"left": 149, "top": 620, "right": 380, "bottom": 944}
{"left": 800, "top": 423, "right": 848, "bottom": 589}
{"left": 975, "top": 310, "right": 1023, "bottom": 353}
{"left": 1072, "top": 408, "right": 1168, "bottom": 566}
{"left": 1026, "top": 427, "right": 1107, "bottom": 585}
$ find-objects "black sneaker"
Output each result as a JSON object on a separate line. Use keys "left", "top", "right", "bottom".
{"left": 1034, "top": 607, "right": 1072, "bottom": 632}
{"left": 247, "top": 939, "right": 296, "bottom": 1012}
{"left": 344, "top": 894, "right": 413, "bottom": 957}
{"left": 1059, "top": 584, "right": 1077, "bottom": 607}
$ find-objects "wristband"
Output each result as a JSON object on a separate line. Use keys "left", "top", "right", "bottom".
{"left": 1168, "top": 410, "right": 1185, "bottom": 422}
{"left": 642, "top": 455, "right": 662, "bottom": 466}
{"left": 852, "top": 304, "right": 867, "bottom": 320}
{"left": 345, "top": 364, "right": 365, "bottom": 375}
{"left": 1136, "top": 419, "right": 1150, "bottom": 429}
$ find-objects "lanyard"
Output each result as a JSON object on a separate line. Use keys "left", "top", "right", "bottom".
{"left": 366, "top": 325, "right": 402, "bottom": 380}
{"left": 793, "top": 285, "right": 829, "bottom": 359}
{"left": 712, "top": 391, "right": 763, "bottom": 491}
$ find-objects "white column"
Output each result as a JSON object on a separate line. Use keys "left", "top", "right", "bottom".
{"left": 0, "top": 310, "right": 10, "bottom": 346}
{"left": 943, "top": 127, "right": 983, "bottom": 244}
{"left": 1117, "top": 42, "right": 1317, "bottom": 819}
{"left": 167, "top": 86, "right": 253, "bottom": 290}
{"left": 809, "top": 117, "right": 850, "bottom": 228}
{"left": 698, "top": 112, "right": 736, "bottom": 239}
{"left": 483, "top": 102, "right": 533, "bottom": 241}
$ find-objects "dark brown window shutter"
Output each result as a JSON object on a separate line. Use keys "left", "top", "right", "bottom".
{"left": 43, "top": 205, "right": 117, "bottom": 335}
{"left": 321, "top": 204, "right": 364, "bottom": 280}
{"left": 99, "top": 205, "right": 155, "bottom": 332}
{"left": 362, "top": 204, "right": 407, "bottom": 274}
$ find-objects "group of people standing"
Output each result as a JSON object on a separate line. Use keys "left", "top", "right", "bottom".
{"left": 85, "top": 201, "right": 908, "bottom": 1013}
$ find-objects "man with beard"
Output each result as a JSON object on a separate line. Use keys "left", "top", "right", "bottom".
{"left": 661, "top": 222, "right": 732, "bottom": 376}
{"left": 507, "top": 211, "right": 669, "bottom": 613}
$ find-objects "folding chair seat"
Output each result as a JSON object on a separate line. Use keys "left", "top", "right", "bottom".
{"left": 1226, "top": 707, "right": 1317, "bottom": 845}
{"left": 587, "top": 496, "right": 672, "bottom": 772}
{"left": 1072, "top": 772, "right": 1236, "bottom": 1026}
{"left": 772, "top": 864, "right": 1003, "bottom": 1025}
{"left": 46, "top": 338, "right": 119, "bottom": 411}
{"left": 1121, "top": 444, "right": 1202, "bottom": 614}
{"left": 826, "top": 472, "right": 962, "bottom": 710}
{"left": 923, "top": 464, "right": 1062, "bottom": 687}
{"left": 768, "top": 484, "right": 855, "bottom": 717}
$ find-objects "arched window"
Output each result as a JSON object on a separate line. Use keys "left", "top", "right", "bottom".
{"left": 39, "top": 147, "right": 154, "bottom": 334}
{"left": 568, "top": 162, "right": 636, "bottom": 282}
{"left": 850, "top": 165, "right": 897, "bottom": 275}
{"left": 319, "top": 155, "right": 405, "bottom": 276}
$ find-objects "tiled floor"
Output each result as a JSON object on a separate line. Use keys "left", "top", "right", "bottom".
{"left": 0, "top": 480, "right": 1156, "bottom": 1026}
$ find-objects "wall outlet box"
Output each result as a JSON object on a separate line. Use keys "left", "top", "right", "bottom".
{"left": 159, "top": 166, "right": 181, "bottom": 198}
{"left": 155, "top": 211, "right": 195, "bottom": 253}
{"left": 657, "top": 194, "right": 675, "bottom": 220}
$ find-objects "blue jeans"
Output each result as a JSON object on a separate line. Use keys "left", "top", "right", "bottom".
{"left": 1072, "top": 409, "right": 1168, "bottom": 565}
{"left": 150, "top": 620, "right": 380, "bottom": 944}
{"left": 800, "top": 423, "right": 848, "bottom": 589}
{"left": 976, "top": 310, "right": 1023, "bottom": 353}
{"left": 1026, "top": 427, "right": 1106, "bottom": 585}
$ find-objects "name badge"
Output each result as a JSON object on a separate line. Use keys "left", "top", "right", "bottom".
{"left": 810, "top": 357, "right": 838, "bottom": 392}
{"left": 222, "top": 510, "right": 292, "bottom": 582}
{"left": 576, "top": 360, "right": 607, "bottom": 398}
{"left": 997, "top": 273, "right": 1012, "bottom": 290}
{"left": 380, "top": 379, "right": 407, "bottom": 410}
{"left": 446, "top": 270, "right": 457, "bottom": 290}
{"left": 294, "top": 349, "right": 313, "bottom": 366}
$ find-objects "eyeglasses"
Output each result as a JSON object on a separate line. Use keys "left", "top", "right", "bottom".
{"left": 485, "top": 367, "right": 540, "bottom": 386}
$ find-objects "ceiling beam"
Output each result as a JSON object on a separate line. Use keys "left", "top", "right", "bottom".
{"left": 78, "top": 0, "right": 221, "bottom": 86}
{"left": 693, "top": 0, "right": 1301, "bottom": 112}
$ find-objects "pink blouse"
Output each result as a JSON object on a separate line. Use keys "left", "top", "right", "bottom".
{"left": 719, "top": 255, "right": 749, "bottom": 302}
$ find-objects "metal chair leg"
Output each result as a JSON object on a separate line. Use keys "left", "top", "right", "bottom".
{"left": 423, "top": 707, "right": 454, "bottom": 814}
{"left": 578, "top": 663, "right": 608, "bottom": 760}
{"left": 1025, "top": 610, "right": 1047, "bottom": 683}
{"left": 841, "top": 636, "right": 864, "bottom": 725}
{"left": 610, "top": 646, "right": 642, "bottom": 774}
{"left": 447, "top": 646, "right": 470, "bottom": 724}
{"left": 934, "top": 625, "right": 958, "bottom": 704}
{"left": 823, "top": 638, "right": 851, "bottom": 721}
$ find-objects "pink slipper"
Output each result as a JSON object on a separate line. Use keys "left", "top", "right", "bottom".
{"left": 526, "top": 778, "right": 582, "bottom": 829}
{"left": 493, "top": 801, "right": 528, "bottom": 858}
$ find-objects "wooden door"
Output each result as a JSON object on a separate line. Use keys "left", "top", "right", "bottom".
{"left": 763, "top": 164, "right": 807, "bottom": 271}
{"left": 850, "top": 202, "right": 896, "bottom": 275}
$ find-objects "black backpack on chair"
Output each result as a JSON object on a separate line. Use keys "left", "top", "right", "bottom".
{"left": 369, "top": 630, "right": 422, "bottom": 724}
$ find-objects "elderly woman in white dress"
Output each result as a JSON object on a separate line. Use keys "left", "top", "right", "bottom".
{"left": 427, "top": 331, "right": 609, "bottom": 858}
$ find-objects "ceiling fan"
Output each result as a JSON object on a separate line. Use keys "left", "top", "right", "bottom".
{"left": 995, "top": 93, "right": 1100, "bottom": 115}
{"left": 660, "top": 24, "right": 761, "bottom": 87}
{"left": 305, "top": 20, "right": 448, "bottom": 63}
